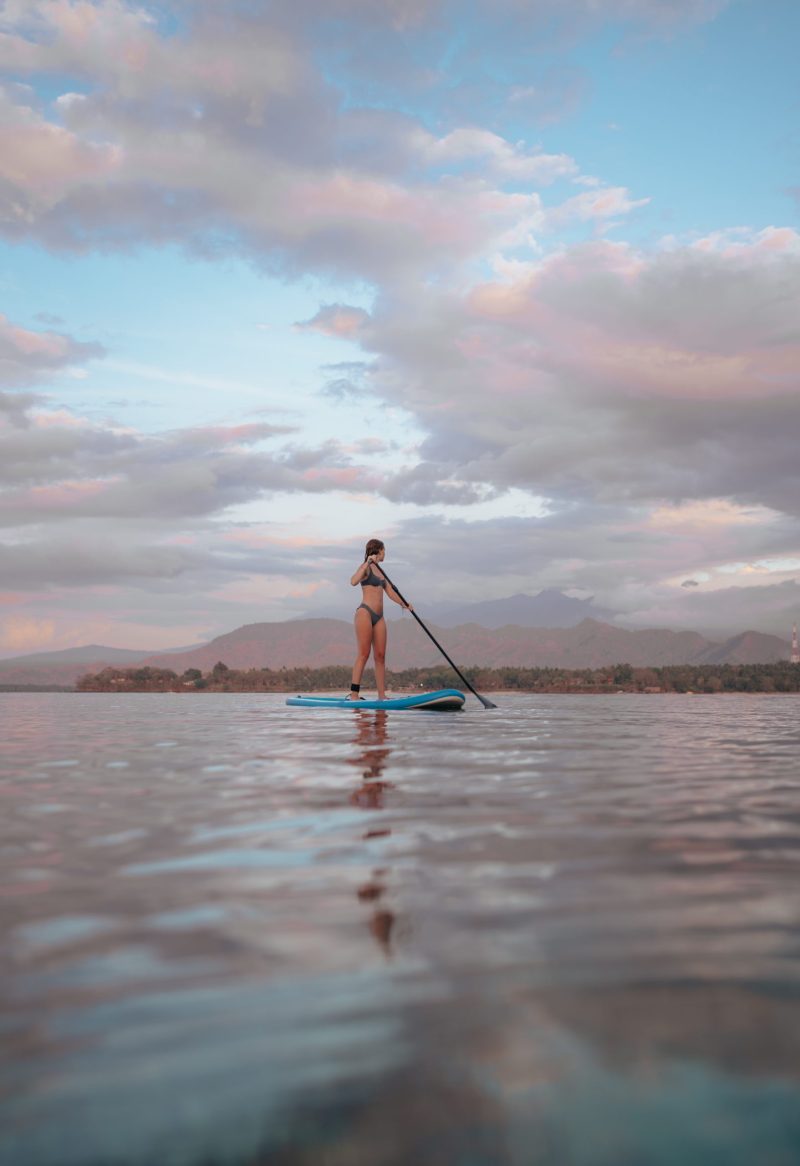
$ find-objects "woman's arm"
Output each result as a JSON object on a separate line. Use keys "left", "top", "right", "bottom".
{"left": 386, "top": 583, "right": 413, "bottom": 611}
{"left": 350, "top": 561, "right": 369, "bottom": 587}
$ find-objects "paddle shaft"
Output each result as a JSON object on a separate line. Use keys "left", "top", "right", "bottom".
{"left": 371, "top": 561, "right": 497, "bottom": 710}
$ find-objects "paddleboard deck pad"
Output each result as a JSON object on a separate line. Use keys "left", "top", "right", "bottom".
{"left": 286, "top": 688, "right": 465, "bottom": 711}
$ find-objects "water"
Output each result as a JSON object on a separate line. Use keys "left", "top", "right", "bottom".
{"left": 1, "top": 692, "right": 799, "bottom": 1166}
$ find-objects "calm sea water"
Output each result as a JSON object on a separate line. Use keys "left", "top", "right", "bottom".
{"left": 1, "top": 692, "right": 799, "bottom": 1166}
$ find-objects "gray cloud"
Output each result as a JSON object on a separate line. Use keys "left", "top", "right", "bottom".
{"left": 367, "top": 511, "right": 800, "bottom": 637}
{"left": 0, "top": 510, "right": 330, "bottom": 591}
{"left": 0, "top": 4, "right": 651, "bottom": 283}
{"left": 0, "top": 314, "right": 105, "bottom": 387}
{"left": 0, "top": 412, "right": 384, "bottom": 524}
{"left": 354, "top": 240, "right": 800, "bottom": 518}
{"left": 297, "top": 304, "right": 371, "bottom": 339}
{"left": 6, "top": 0, "right": 789, "bottom": 645}
{"left": 0, "top": 536, "right": 212, "bottom": 589}
{"left": 320, "top": 361, "right": 373, "bottom": 400}
{"left": 0, "top": 389, "right": 41, "bottom": 424}
{"left": 623, "top": 578, "right": 800, "bottom": 639}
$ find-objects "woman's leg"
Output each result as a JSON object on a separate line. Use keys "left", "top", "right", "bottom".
{"left": 350, "top": 607, "right": 373, "bottom": 696}
{"left": 373, "top": 617, "right": 387, "bottom": 700}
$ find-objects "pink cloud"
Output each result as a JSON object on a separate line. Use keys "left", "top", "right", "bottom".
{"left": 0, "top": 91, "right": 120, "bottom": 206}
{"left": 0, "top": 315, "right": 104, "bottom": 386}
{"left": 290, "top": 173, "right": 479, "bottom": 252}
{"left": 8, "top": 479, "right": 114, "bottom": 512}
{"left": 0, "top": 593, "right": 27, "bottom": 606}
{"left": 187, "top": 423, "right": 278, "bottom": 446}
{"left": 462, "top": 237, "right": 800, "bottom": 402}
{"left": 301, "top": 466, "right": 361, "bottom": 486}
{"left": 297, "top": 304, "right": 371, "bottom": 338}
{"left": 0, "top": 317, "right": 70, "bottom": 360}
{"left": 544, "top": 187, "right": 650, "bottom": 230}
{"left": 0, "top": 616, "right": 56, "bottom": 653}
{"left": 221, "top": 529, "right": 329, "bottom": 549}
{"left": 688, "top": 225, "right": 800, "bottom": 258}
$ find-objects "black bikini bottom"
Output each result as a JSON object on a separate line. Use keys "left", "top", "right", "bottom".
{"left": 357, "top": 603, "right": 384, "bottom": 627}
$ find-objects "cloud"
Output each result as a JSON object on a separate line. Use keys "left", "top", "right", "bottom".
{"left": 0, "top": 3, "right": 649, "bottom": 284}
{"left": 543, "top": 186, "right": 650, "bottom": 231}
{"left": 320, "top": 361, "right": 373, "bottom": 400}
{"left": 0, "top": 389, "right": 41, "bottom": 424}
{"left": 620, "top": 578, "right": 800, "bottom": 639}
{"left": 364, "top": 510, "right": 800, "bottom": 636}
{"left": 0, "top": 615, "right": 56, "bottom": 652}
{"left": 350, "top": 234, "right": 800, "bottom": 518}
{"left": 0, "top": 406, "right": 390, "bottom": 524}
{"left": 297, "top": 304, "right": 371, "bottom": 339}
{"left": 0, "top": 535, "right": 212, "bottom": 589}
{"left": 416, "top": 127, "right": 578, "bottom": 184}
{"left": 6, "top": 0, "right": 791, "bottom": 647}
{"left": 0, "top": 83, "right": 122, "bottom": 224}
{"left": 0, "top": 313, "right": 105, "bottom": 387}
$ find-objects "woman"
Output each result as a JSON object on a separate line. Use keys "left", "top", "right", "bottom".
{"left": 348, "top": 538, "right": 412, "bottom": 700}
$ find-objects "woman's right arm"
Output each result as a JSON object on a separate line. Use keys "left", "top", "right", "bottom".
{"left": 350, "top": 562, "right": 367, "bottom": 587}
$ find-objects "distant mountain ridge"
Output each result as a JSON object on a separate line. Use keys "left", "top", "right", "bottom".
{"left": 0, "top": 641, "right": 204, "bottom": 689}
{"left": 302, "top": 588, "right": 613, "bottom": 628}
{"left": 0, "top": 641, "right": 203, "bottom": 666}
{"left": 1, "top": 644, "right": 162, "bottom": 666}
{"left": 412, "top": 589, "right": 614, "bottom": 629}
{"left": 135, "top": 617, "right": 784, "bottom": 675}
{"left": 0, "top": 611, "right": 791, "bottom": 689}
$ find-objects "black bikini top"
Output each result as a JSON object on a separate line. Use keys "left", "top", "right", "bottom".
{"left": 361, "top": 563, "right": 386, "bottom": 589}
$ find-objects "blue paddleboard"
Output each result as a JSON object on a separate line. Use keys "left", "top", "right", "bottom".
{"left": 286, "top": 688, "right": 465, "bottom": 711}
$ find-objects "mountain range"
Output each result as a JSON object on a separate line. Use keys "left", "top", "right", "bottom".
{"left": 0, "top": 592, "right": 792, "bottom": 689}
{"left": 302, "top": 588, "right": 614, "bottom": 629}
{"left": 414, "top": 589, "right": 615, "bottom": 629}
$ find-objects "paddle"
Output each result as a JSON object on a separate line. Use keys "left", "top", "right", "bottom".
{"left": 371, "top": 561, "right": 497, "bottom": 710}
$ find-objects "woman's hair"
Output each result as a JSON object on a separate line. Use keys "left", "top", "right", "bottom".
{"left": 364, "top": 538, "right": 385, "bottom": 561}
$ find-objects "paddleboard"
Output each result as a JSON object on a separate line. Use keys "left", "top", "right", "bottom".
{"left": 286, "top": 688, "right": 465, "bottom": 711}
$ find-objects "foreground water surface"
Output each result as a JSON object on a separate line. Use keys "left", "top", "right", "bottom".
{"left": 1, "top": 692, "right": 799, "bottom": 1166}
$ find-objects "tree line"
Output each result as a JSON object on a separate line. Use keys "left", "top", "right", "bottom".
{"left": 76, "top": 660, "right": 800, "bottom": 694}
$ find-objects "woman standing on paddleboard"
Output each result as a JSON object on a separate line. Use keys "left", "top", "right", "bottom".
{"left": 348, "top": 539, "right": 412, "bottom": 700}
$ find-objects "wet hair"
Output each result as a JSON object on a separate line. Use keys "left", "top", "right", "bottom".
{"left": 364, "top": 538, "right": 385, "bottom": 561}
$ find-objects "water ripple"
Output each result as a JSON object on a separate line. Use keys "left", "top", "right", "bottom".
{"left": 1, "top": 692, "right": 799, "bottom": 1166}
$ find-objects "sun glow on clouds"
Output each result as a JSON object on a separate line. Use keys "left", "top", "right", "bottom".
{"left": 718, "top": 559, "right": 800, "bottom": 578}
{"left": 207, "top": 577, "right": 326, "bottom": 606}
{"left": 0, "top": 616, "right": 56, "bottom": 652}
{"left": 20, "top": 479, "right": 115, "bottom": 510}
{"left": 649, "top": 501, "right": 776, "bottom": 532}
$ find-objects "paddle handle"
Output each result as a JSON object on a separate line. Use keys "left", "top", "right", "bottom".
{"left": 371, "top": 561, "right": 497, "bottom": 710}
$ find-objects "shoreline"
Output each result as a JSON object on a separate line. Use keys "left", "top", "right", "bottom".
{"left": 4, "top": 686, "right": 798, "bottom": 697}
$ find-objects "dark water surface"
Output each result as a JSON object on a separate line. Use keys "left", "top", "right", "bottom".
{"left": 1, "top": 692, "right": 800, "bottom": 1166}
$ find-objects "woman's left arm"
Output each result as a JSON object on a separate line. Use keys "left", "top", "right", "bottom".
{"left": 386, "top": 583, "right": 413, "bottom": 611}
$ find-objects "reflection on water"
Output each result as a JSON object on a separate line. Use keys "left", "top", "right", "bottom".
{"left": 349, "top": 712, "right": 395, "bottom": 956}
{"left": 1, "top": 692, "right": 800, "bottom": 1166}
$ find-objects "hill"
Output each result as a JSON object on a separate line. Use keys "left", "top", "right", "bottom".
{"left": 0, "top": 618, "right": 791, "bottom": 689}
{"left": 303, "top": 587, "right": 614, "bottom": 627}
{"left": 138, "top": 617, "right": 790, "bottom": 674}
{"left": 0, "top": 641, "right": 201, "bottom": 690}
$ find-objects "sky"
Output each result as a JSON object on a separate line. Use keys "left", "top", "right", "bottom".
{"left": 1, "top": 0, "right": 799, "bottom": 656}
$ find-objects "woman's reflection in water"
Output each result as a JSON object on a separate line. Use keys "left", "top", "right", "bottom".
{"left": 348, "top": 711, "right": 395, "bottom": 955}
